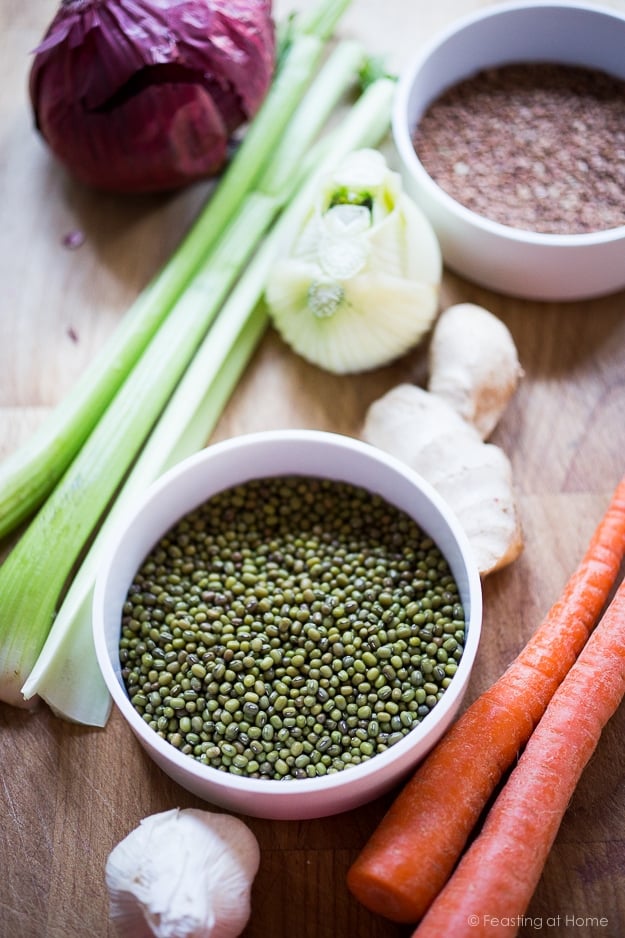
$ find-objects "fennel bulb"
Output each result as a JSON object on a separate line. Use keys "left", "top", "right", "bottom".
{"left": 264, "top": 148, "right": 442, "bottom": 373}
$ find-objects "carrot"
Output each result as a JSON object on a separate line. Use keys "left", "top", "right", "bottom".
{"left": 412, "top": 574, "right": 625, "bottom": 938}
{"left": 347, "top": 475, "right": 625, "bottom": 923}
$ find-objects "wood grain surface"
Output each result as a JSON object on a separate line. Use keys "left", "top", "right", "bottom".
{"left": 2, "top": 1, "right": 625, "bottom": 937}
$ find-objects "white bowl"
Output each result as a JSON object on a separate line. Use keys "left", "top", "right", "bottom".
{"left": 93, "top": 430, "right": 482, "bottom": 819}
{"left": 392, "top": 1, "right": 625, "bottom": 301}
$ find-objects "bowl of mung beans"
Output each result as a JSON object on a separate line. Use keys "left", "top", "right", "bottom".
{"left": 392, "top": 1, "right": 625, "bottom": 301}
{"left": 93, "top": 429, "right": 482, "bottom": 819}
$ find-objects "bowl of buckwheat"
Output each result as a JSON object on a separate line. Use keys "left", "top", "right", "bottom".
{"left": 92, "top": 429, "right": 482, "bottom": 820}
{"left": 392, "top": 1, "right": 625, "bottom": 301}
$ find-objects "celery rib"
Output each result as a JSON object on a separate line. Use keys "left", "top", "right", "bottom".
{"left": 0, "top": 39, "right": 367, "bottom": 710}
{"left": 23, "top": 75, "right": 396, "bottom": 726}
{"left": 0, "top": 0, "right": 350, "bottom": 540}
{"left": 296, "top": 0, "right": 352, "bottom": 40}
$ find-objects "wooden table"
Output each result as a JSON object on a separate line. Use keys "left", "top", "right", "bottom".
{"left": 2, "top": 1, "right": 625, "bottom": 936}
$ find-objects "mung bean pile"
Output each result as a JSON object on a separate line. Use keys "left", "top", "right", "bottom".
{"left": 119, "top": 475, "right": 466, "bottom": 780}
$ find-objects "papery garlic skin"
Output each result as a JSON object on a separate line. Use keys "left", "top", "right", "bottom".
{"left": 105, "top": 808, "right": 260, "bottom": 938}
{"left": 265, "top": 148, "right": 442, "bottom": 374}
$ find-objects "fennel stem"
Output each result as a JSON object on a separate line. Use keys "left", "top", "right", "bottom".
{"left": 0, "top": 0, "right": 352, "bottom": 540}
{"left": 0, "top": 40, "right": 368, "bottom": 710}
{"left": 23, "top": 73, "right": 396, "bottom": 727}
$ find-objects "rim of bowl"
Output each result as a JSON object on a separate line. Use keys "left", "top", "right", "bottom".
{"left": 93, "top": 429, "right": 483, "bottom": 799}
{"left": 392, "top": 0, "right": 625, "bottom": 248}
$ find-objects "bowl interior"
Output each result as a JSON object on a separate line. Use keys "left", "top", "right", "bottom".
{"left": 401, "top": 2, "right": 625, "bottom": 132}
{"left": 93, "top": 430, "right": 482, "bottom": 817}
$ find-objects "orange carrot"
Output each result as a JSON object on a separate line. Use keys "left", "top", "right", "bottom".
{"left": 347, "top": 475, "right": 625, "bottom": 923}
{"left": 412, "top": 574, "right": 625, "bottom": 938}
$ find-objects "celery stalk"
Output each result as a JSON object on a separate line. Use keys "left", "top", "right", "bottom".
{"left": 0, "top": 0, "right": 352, "bottom": 540}
{"left": 22, "top": 75, "right": 396, "bottom": 726}
{"left": 296, "top": 0, "right": 351, "bottom": 39}
{"left": 20, "top": 305, "right": 269, "bottom": 725}
{"left": 0, "top": 40, "right": 367, "bottom": 709}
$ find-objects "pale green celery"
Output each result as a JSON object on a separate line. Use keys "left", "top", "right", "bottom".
{"left": 0, "top": 40, "right": 366, "bottom": 709}
{"left": 21, "top": 304, "right": 269, "bottom": 725}
{"left": 275, "top": 0, "right": 351, "bottom": 62}
{"left": 296, "top": 0, "right": 352, "bottom": 40}
{"left": 23, "top": 75, "right": 397, "bottom": 727}
{"left": 0, "top": 0, "right": 352, "bottom": 541}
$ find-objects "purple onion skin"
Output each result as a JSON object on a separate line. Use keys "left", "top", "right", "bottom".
{"left": 29, "top": 0, "right": 276, "bottom": 193}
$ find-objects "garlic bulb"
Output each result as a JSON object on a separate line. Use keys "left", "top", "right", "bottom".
{"left": 105, "top": 808, "right": 260, "bottom": 938}
{"left": 265, "top": 148, "right": 442, "bottom": 374}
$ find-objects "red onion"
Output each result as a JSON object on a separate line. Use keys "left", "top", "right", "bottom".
{"left": 29, "top": 0, "right": 276, "bottom": 193}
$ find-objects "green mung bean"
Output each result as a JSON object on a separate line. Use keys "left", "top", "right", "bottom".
{"left": 119, "top": 475, "right": 466, "bottom": 781}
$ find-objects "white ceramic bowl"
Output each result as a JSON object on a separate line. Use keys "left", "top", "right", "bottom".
{"left": 93, "top": 430, "right": 482, "bottom": 819}
{"left": 392, "top": 1, "right": 625, "bottom": 301}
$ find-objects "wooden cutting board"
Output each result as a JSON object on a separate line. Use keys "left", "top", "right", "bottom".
{"left": 1, "top": 1, "right": 625, "bottom": 936}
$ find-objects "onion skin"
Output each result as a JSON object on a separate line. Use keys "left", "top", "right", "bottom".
{"left": 29, "top": 0, "right": 276, "bottom": 193}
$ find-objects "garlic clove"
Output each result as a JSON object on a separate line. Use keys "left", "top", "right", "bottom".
{"left": 106, "top": 808, "right": 260, "bottom": 938}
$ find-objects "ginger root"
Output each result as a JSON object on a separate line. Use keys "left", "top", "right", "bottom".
{"left": 362, "top": 385, "right": 522, "bottom": 576}
{"left": 428, "top": 303, "right": 523, "bottom": 439}
{"left": 362, "top": 304, "right": 523, "bottom": 577}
